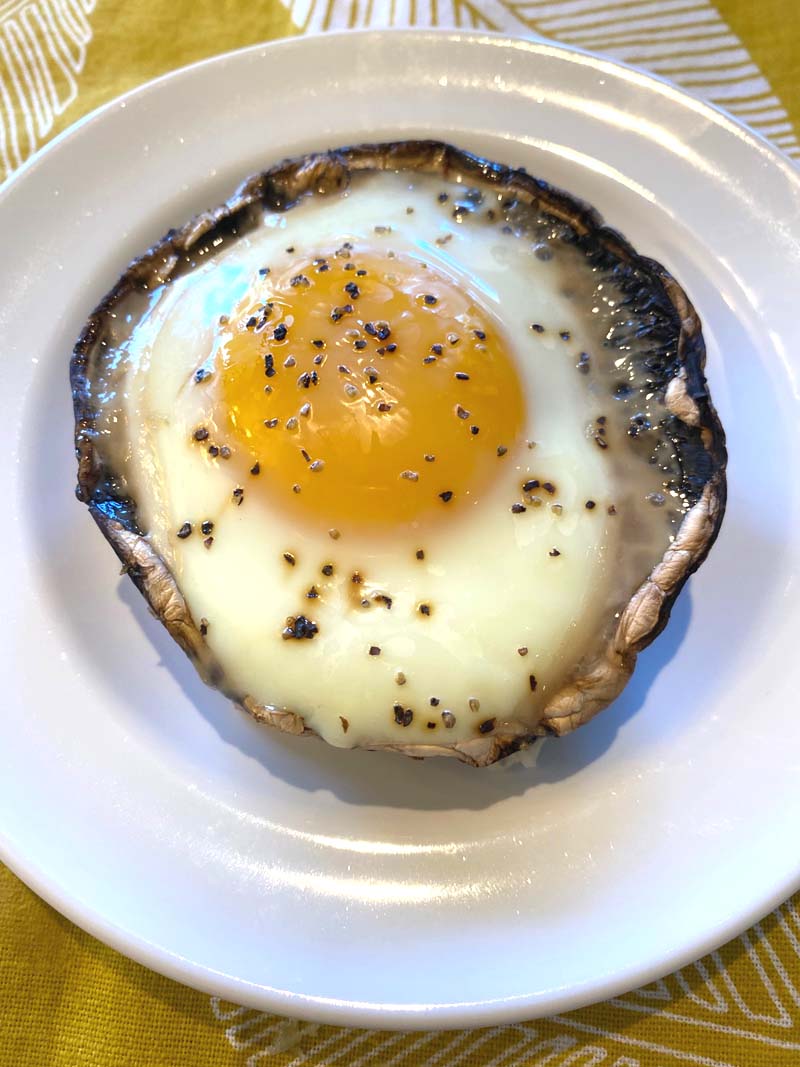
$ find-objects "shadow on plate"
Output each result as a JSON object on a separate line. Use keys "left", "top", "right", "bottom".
{"left": 115, "top": 575, "right": 692, "bottom": 811}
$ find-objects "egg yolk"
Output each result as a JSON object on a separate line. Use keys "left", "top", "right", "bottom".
{"left": 215, "top": 243, "right": 526, "bottom": 534}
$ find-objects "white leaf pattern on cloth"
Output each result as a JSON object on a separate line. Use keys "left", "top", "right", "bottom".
{"left": 0, "top": 0, "right": 95, "bottom": 180}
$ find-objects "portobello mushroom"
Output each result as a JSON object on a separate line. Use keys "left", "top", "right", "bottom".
{"left": 71, "top": 141, "right": 726, "bottom": 767}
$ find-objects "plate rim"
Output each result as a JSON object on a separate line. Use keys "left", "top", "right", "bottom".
{"left": 4, "top": 832, "right": 800, "bottom": 1028}
{"left": 3, "top": 27, "right": 800, "bottom": 1029}
{"left": 3, "top": 27, "right": 798, "bottom": 205}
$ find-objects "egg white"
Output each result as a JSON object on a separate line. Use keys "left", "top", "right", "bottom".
{"left": 115, "top": 172, "right": 635, "bottom": 748}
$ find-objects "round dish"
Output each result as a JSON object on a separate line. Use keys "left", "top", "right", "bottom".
{"left": 1, "top": 30, "right": 799, "bottom": 1027}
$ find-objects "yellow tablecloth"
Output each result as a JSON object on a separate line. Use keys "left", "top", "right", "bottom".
{"left": 2, "top": 2, "right": 798, "bottom": 1064}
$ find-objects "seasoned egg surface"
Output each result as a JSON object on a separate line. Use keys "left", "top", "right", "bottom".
{"left": 74, "top": 145, "right": 725, "bottom": 759}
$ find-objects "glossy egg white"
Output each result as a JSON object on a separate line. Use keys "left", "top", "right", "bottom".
{"left": 108, "top": 170, "right": 672, "bottom": 748}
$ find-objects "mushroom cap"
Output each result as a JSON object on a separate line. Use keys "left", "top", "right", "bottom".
{"left": 71, "top": 141, "right": 727, "bottom": 767}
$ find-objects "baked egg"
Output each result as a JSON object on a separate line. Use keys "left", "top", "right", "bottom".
{"left": 72, "top": 142, "right": 726, "bottom": 765}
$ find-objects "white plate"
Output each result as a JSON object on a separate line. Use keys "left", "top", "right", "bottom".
{"left": 2, "top": 29, "right": 800, "bottom": 1029}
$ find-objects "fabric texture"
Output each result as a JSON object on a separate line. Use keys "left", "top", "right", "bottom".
{"left": 1, "top": 1, "right": 798, "bottom": 1064}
